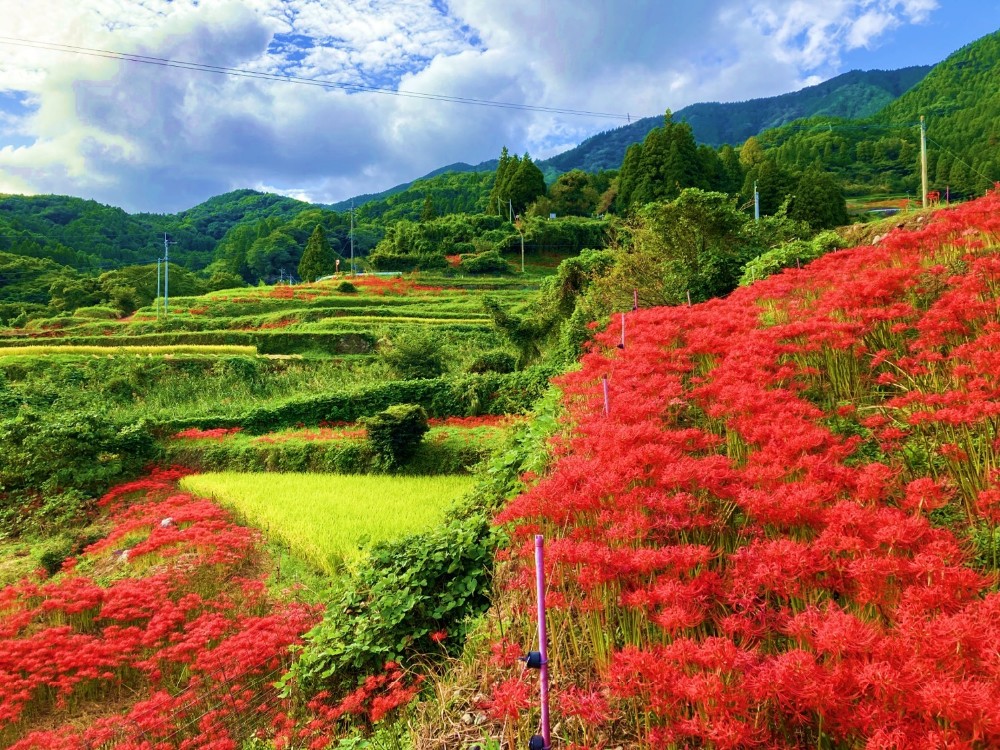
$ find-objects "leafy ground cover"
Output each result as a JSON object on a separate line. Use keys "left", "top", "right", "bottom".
{"left": 179, "top": 472, "right": 474, "bottom": 573}
{"left": 446, "top": 192, "right": 1000, "bottom": 748}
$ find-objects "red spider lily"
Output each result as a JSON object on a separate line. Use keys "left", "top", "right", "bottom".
{"left": 486, "top": 194, "right": 1000, "bottom": 747}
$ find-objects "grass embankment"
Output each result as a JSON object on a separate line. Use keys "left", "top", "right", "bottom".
{"left": 0, "top": 344, "right": 257, "bottom": 357}
{"left": 180, "top": 472, "right": 473, "bottom": 574}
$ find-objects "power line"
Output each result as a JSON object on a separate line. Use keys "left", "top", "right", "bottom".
{"left": 0, "top": 35, "right": 632, "bottom": 121}
{"left": 926, "top": 135, "right": 997, "bottom": 189}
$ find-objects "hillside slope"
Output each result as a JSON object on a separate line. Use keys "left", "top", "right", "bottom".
{"left": 439, "top": 192, "right": 1000, "bottom": 747}
{"left": 0, "top": 189, "right": 311, "bottom": 273}
{"left": 538, "top": 66, "right": 929, "bottom": 176}
{"left": 759, "top": 30, "right": 1000, "bottom": 196}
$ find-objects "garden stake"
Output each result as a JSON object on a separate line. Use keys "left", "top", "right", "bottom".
{"left": 618, "top": 312, "right": 626, "bottom": 349}
{"left": 534, "top": 534, "right": 552, "bottom": 750}
{"left": 687, "top": 290, "right": 692, "bottom": 306}
{"left": 602, "top": 375, "right": 610, "bottom": 416}
{"left": 633, "top": 288, "right": 638, "bottom": 311}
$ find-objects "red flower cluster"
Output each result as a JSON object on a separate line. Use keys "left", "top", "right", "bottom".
{"left": 172, "top": 427, "right": 243, "bottom": 441}
{"left": 274, "top": 662, "right": 422, "bottom": 749}
{"left": 490, "top": 194, "right": 1000, "bottom": 747}
{"left": 346, "top": 275, "right": 444, "bottom": 296}
{"left": 1, "top": 470, "right": 322, "bottom": 750}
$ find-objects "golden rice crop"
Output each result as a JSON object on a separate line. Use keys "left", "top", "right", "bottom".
{"left": 180, "top": 472, "right": 472, "bottom": 574}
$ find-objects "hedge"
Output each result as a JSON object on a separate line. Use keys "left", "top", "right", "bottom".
{"left": 155, "top": 366, "right": 556, "bottom": 435}
{"left": 163, "top": 433, "right": 488, "bottom": 475}
{"left": 0, "top": 331, "right": 376, "bottom": 355}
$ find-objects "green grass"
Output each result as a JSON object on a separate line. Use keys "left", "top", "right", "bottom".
{"left": 179, "top": 472, "right": 473, "bottom": 574}
{"left": 0, "top": 344, "right": 257, "bottom": 357}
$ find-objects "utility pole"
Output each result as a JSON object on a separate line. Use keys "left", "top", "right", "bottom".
{"left": 920, "top": 115, "right": 929, "bottom": 209}
{"left": 350, "top": 199, "right": 355, "bottom": 275}
{"left": 163, "top": 233, "right": 171, "bottom": 316}
{"left": 156, "top": 258, "right": 162, "bottom": 320}
{"left": 753, "top": 181, "right": 760, "bottom": 223}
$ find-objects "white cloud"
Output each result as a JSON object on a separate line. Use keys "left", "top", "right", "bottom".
{"left": 0, "top": 0, "right": 947, "bottom": 211}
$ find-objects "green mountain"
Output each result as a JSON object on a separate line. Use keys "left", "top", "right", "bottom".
{"left": 334, "top": 170, "right": 496, "bottom": 223}
{"left": 0, "top": 189, "right": 313, "bottom": 274}
{"left": 537, "top": 66, "right": 930, "bottom": 176}
{"left": 757, "top": 30, "right": 1000, "bottom": 196}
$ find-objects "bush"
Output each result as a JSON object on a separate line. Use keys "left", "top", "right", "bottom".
{"left": 289, "top": 513, "right": 493, "bottom": 693}
{"left": 0, "top": 330, "right": 377, "bottom": 356}
{"left": 466, "top": 349, "right": 517, "bottom": 374}
{"left": 379, "top": 330, "right": 447, "bottom": 380}
{"left": 72, "top": 305, "right": 121, "bottom": 320}
{"left": 739, "top": 230, "right": 846, "bottom": 285}
{"left": 336, "top": 281, "right": 358, "bottom": 293}
{"left": 0, "top": 409, "right": 158, "bottom": 532}
{"left": 363, "top": 404, "right": 429, "bottom": 469}
{"left": 458, "top": 250, "right": 511, "bottom": 275}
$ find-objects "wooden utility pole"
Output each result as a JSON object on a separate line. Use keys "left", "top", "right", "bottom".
{"left": 920, "top": 115, "right": 928, "bottom": 209}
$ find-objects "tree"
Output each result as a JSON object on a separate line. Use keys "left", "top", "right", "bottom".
{"left": 488, "top": 146, "right": 518, "bottom": 217}
{"left": 298, "top": 225, "right": 339, "bottom": 282}
{"left": 507, "top": 153, "right": 547, "bottom": 216}
{"left": 547, "top": 170, "right": 600, "bottom": 217}
{"left": 615, "top": 111, "right": 707, "bottom": 211}
{"left": 590, "top": 189, "right": 755, "bottom": 312}
{"left": 420, "top": 194, "right": 438, "bottom": 222}
{"left": 742, "top": 159, "right": 797, "bottom": 216}
{"left": 788, "top": 168, "right": 849, "bottom": 230}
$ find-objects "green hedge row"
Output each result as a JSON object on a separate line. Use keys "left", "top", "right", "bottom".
{"left": 156, "top": 366, "right": 555, "bottom": 435}
{"left": 163, "top": 434, "right": 487, "bottom": 475}
{"left": 0, "top": 331, "right": 377, "bottom": 355}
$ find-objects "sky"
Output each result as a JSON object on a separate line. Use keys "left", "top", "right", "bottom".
{"left": 0, "top": 0, "right": 997, "bottom": 213}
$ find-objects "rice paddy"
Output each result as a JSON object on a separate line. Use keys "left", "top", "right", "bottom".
{"left": 179, "top": 472, "right": 474, "bottom": 573}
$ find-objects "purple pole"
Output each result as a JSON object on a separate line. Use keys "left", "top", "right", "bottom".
{"left": 535, "top": 535, "right": 551, "bottom": 750}
{"left": 602, "top": 375, "right": 610, "bottom": 416}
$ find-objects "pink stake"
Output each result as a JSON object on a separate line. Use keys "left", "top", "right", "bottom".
{"left": 602, "top": 375, "right": 610, "bottom": 416}
{"left": 535, "top": 535, "right": 551, "bottom": 750}
{"left": 620, "top": 312, "right": 626, "bottom": 349}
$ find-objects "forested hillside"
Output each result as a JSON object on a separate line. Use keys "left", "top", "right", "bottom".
{"left": 757, "top": 31, "right": 1000, "bottom": 196}
{"left": 538, "top": 66, "right": 930, "bottom": 176}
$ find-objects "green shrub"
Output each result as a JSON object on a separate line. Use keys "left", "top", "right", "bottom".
{"left": 458, "top": 250, "right": 511, "bottom": 275}
{"left": 288, "top": 513, "right": 493, "bottom": 693}
{"left": 379, "top": 330, "right": 447, "bottom": 380}
{"left": 72, "top": 305, "right": 121, "bottom": 320}
{"left": 739, "top": 231, "right": 846, "bottom": 285}
{"left": 363, "top": 404, "right": 429, "bottom": 469}
{"left": 466, "top": 349, "right": 516, "bottom": 374}
{"left": 0, "top": 409, "right": 158, "bottom": 532}
{"left": 336, "top": 281, "right": 358, "bottom": 293}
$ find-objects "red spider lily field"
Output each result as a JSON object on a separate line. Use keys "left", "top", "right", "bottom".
{"left": 0, "top": 467, "right": 428, "bottom": 750}
{"left": 4, "top": 192, "right": 1000, "bottom": 750}
{"left": 467, "top": 193, "right": 1000, "bottom": 749}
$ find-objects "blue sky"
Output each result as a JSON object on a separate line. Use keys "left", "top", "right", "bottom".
{"left": 838, "top": 0, "right": 1000, "bottom": 69}
{"left": 0, "top": 0, "right": 997, "bottom": 212}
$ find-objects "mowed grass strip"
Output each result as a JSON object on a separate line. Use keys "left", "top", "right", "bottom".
{"left": 0, "top": 344, "right": 257, "bottom": 357}
{"left": 179, "top": 472, "right": 472, "bottom": 574}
